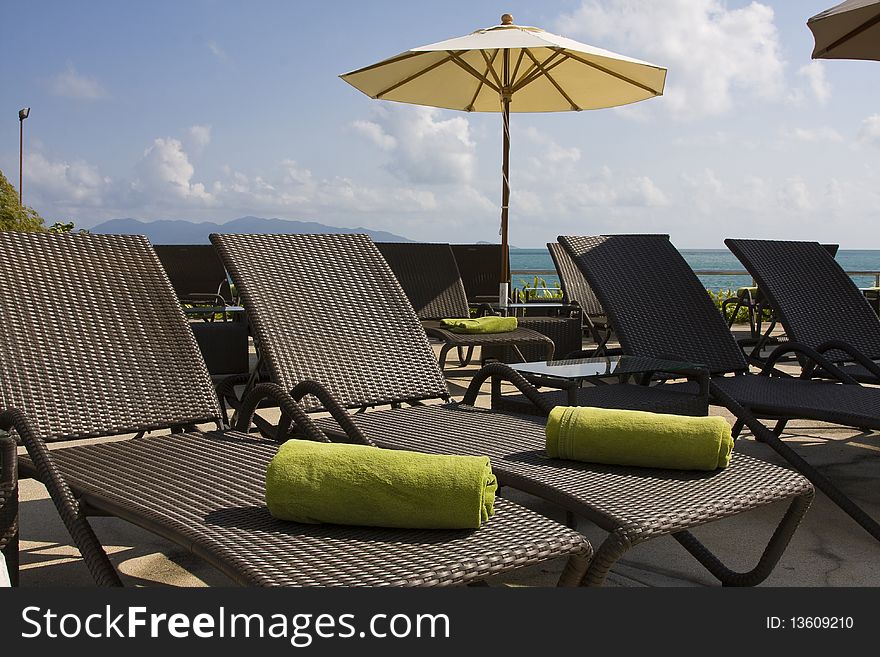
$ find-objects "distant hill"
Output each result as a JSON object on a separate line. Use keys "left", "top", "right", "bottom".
{"left": 90, "top": 216, "right": 413, "bottom": 244}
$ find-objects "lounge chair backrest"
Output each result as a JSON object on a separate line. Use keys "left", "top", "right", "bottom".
{"left": 559, "top": 235, "right": 750, "bottom": 374}
{"left": 547, "top": 242, "right": 604, "bottom": 316}
{"left": 153, "top": 244, "right": 232, "bottom": 302}
{"left": 0, "top": 233, "right": 223, "bottom": 441}
{"left": 450, "top": 244, "right": 502, "bottom": 303}
{"left": 210, "top": 233, "right": 449, "bottom": 410}
{"left": 375, "top": 243, "right": 470, "bottom": 319}
{"left": 725, "top": 239, "right": 880, "bottom": 359}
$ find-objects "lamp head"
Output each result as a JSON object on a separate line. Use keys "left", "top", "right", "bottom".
{"left": 19, "top": 107, "right": 30, "bottom": 121}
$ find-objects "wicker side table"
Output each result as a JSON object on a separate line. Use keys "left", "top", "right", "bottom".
{"left": 481, "top": 316, "right": 582, "bottom": 364}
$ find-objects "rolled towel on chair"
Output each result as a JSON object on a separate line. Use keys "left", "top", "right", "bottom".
{"left": 439, "top": 316, "right": 518, "bottom": 334}
{"left": 546, "top": 406, "right": 733, "bottom": 471}
{"left": 266, "top": 440, "right": 497, "bottom": 529}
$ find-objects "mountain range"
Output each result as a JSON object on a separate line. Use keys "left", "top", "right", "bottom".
{"left": 89, "top": 216, "right": 413, "bottom": 244}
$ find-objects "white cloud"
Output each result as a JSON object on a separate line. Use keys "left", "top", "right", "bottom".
{"left": 777, "top": 176, "right": 813, "bottom": 212}
{"left": 351, "top": 105, "right": 476, "bottom": 184}
{"left": 22, "top": 151, "right": 112, "bottom": 213}
{"left": 781, "top": 126, "right": 844, "bottom": 143}
{"left": 795, "top": 62, "right": 831, "bottom": 105}
{"left": 207, "top": 41, "right": 227, "bottom": 60}
{"left": 186, "top": 125, "right": 212, "bottom": 153}
{"left": 555, "top": 0, "right": 786, "bottom": 120}
{"left": 133, "top": 138, "right": 213, "bottom": 203}
{"left": 350, "top": 120, "right": 397, "bottom": 151}
{"left": 858, "top": 114, "right": 880, "bottom": 148}
{"left": 49, "top": 64, "right": 108, "bottom": 100}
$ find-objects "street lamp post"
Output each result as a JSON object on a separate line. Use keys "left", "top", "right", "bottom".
{"left": 18, "top": 107, "right": 30, "bottom": 207}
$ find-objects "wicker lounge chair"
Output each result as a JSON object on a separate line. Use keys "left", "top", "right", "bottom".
{"left": 0, "top": 232, "right": 592, "bottom": 587}
{"left": 153, "top": 243, "right": 234, "bottom": 307}
{"left": 450, "top": 243, "right": 503, "bottom": 305}
{"left": 725, "top": 239, "right": 879, "bottom": 383}
{"left": 547, "top": 242, "right": 611, "bottom": 348}
{"left": 211, "top": 231, "right": 813, "bottom": 586}
{"left": 558, "top": 234, "right": 880, "bottom": 540}
{"left": 376, "top": 242, "right": 554, "bottom": 369}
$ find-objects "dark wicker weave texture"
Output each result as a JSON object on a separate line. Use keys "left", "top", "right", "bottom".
{"left": 547, "top": 242, "right": 605, "bottom": 318}
{"left": 0, "top": 233, "right": 222, "bottom": 441}
{"left": 317, "top": 405, "right": 812, "bottom": 586}
{"left": 0, "top": 434, "right": 17, "bottom": 585}
{"left": 214, "top": 233, "right": 813, "bottom": 585}
{"left": 376, "top": 243, "right": 471, "bottom": 319}
{"left": 450, "top": 243, "right": 503, "bottom": 303}
{"left": 725, "top": 239, "right": 880, "bottom": 369}
{"left": 559, "top": 234, "right": 880, "bottom": 540}
{"left": 212, "top": 234, "right": 450, "bottom": 410}
{"left": 1, "top": 232, "right": 592, "bottom": 587}
{"left": 559, "top": 235, "right": 749, "bottom": 374}
{"left": 20, "top": 431, "right": 589, "bottom": 586}
{"left": 153, "top": 244, "right": 233, "bottom": 303}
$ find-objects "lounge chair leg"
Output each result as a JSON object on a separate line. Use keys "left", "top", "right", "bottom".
{"left": 672, "top": 491, "right": 813, "bottom": 586}
{"left": 731, "top": 419, "right": 745, "bottom": 438}
{"left": 772, "top": 419, "right": 787, "bottom": 436}
{"left": 437, "top": 345, "right": 452, "bottom": 371}
{"left": 757, "top": 429, "right": 880, "bottom": 541}
{"left": 580, "top": 530, "right": 630, "bottom": 586}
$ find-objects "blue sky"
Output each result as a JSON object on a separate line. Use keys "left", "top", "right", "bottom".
{"left": 3, "top": 0, "right": 879, "bottom": 247}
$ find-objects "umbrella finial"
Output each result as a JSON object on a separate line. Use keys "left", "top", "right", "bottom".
{"left": 501, "top": 13, "right": 513, "bottom": 25}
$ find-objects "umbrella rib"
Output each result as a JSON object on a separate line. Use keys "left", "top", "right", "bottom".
{"left": 511, "top": 50, "right": 567, "bottom": 92}
{"left": 343, "top": 50, "right": 428, "bottom": 76}
{"left": 468, "top": 50, "right": 501, "bottom": 111}
{"left": 510, "top": 49, "right": 527, "bottom": 86}
{"left": 564, "top": 50, "right": 664, "bottom": 96}
{"left": 478, "top": 49, "right": 504, "bottom": 90}
{"left": 520, "top": 50, "right": 581, "bottom": 110}
{"left": 814, "top": 12, "right": 880, "bottom": 57}
{"left": 374, "top": 52, "right": 459, "bottom": 99}
{"left": 447, "top": 52, "right": 501, "bottom": 94}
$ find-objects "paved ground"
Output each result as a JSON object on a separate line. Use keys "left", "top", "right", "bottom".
{"left": 10, "top": 328, "right": 880, "bottom": 587}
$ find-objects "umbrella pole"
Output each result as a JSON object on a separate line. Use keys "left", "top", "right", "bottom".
{"left": 500, "top": 48, "right": 511, "bottom": 294}
{"left": 501, "top": 98, "right": 511, "bottom": 288}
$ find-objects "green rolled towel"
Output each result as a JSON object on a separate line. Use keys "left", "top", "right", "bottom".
{"left": 736, "top": 286, "right": 758, "bottom": 298}
{"left": 439, "top": 316, "right": 518, "bottom": 334}
{"left": 265, "top": 440, "right": 497, "bottom": 529}
{"left": 546, "top": 406, "right": 733, "bottom": 471}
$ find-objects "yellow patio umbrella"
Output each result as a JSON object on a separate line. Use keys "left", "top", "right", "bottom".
{"left": 340, "top": 13, "right": 667, "bottom": 295}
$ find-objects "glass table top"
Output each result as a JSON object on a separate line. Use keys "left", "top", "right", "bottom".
{"left": 509, "top": 355, "right": 705, "bottom": 382}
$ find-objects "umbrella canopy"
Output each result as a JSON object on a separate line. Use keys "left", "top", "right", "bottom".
{"left": 341, "top": 14, "right": 666, "bottom": 286}
{"left": 808, "top": 0, "right": 880, "bottom": 60}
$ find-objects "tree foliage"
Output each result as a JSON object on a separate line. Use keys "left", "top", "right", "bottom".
{"left": 0, "top": 168, "right": 46, "bottom": 232}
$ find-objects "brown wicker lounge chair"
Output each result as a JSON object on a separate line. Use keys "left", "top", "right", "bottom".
{"left": 0, "top": 232, "right": 592, "bottom": 587}
{"left": 725, "top": 239, "right": 878, "bottom": 382}
{"left": 450, "top": 243, "right": 503, "bottom": 306}
{"left": 153, "top": 243, "right": 234, "bottom": 307}
{"left": 547, "top": 242, "right": 611, "bottom": 348}
{"left": 211, "top": 232, "right": 813, "bottom": 586}
{"left": 376, "top": 242, "right": 554, "bottom": 369}
{"left": 558, "top": 233, "right": 880, "bottom": 541}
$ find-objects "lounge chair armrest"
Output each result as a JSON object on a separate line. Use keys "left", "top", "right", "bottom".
{"left": 235, "top": 383, "right": 331, "bottom": 443}
{"left": 815, "top": 340, "right": 880, "bottom": 381}
{"left": 461, "top": 362, "right": 555, "bottom": 416}
{"left": 760, "top": 342, "right": 859, "bottom": 384}
{"left": 288, "top": 380, "right": 374, "bottom": 446}
{"left": 0, "top": 408, "right": 121, "bottom": 586}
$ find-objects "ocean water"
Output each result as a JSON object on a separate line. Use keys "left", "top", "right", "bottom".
{"left": 509, "top": 248, "right": 880, "bottom": 292}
